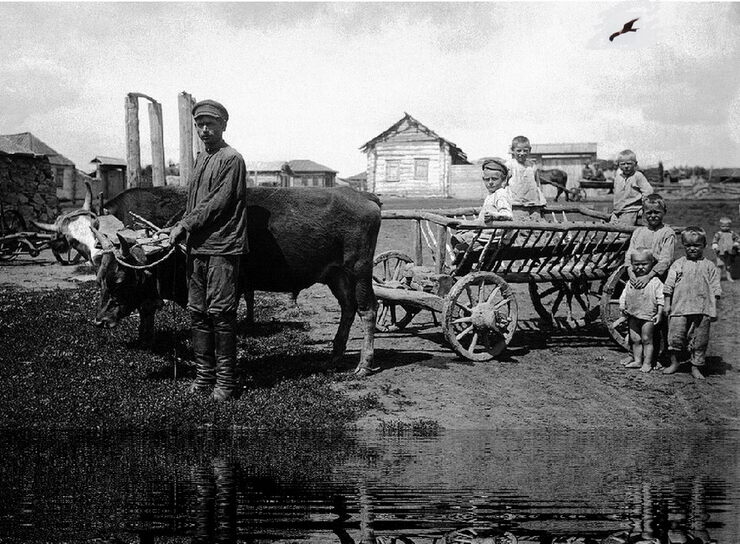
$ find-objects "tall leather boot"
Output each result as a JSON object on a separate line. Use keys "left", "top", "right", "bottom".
{"left": 188, "top": 313, "right": 216, "bottom": 394}
{"left": 211, "top": 313, "right": 239, "bottom": 401}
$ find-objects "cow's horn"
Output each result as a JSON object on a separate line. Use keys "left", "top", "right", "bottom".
{"left": 83, "top": 181, "right": 93, "bottom": 211}
{"left": 31, "top": 219, "right": 60, "bottom": 233}
{"left": 116, "top": 232, "right": 133, "bottom": 257}
{"left": 90, "top": 226, "right": 114, "bottom": 250}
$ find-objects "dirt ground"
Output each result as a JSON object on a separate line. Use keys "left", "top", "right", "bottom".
{"left": 2, "top": 246, "right": 738, "bottom": 432}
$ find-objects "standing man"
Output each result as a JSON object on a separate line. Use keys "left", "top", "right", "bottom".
{"left": 165, "top": 99, "right": 248, "bottom": 401}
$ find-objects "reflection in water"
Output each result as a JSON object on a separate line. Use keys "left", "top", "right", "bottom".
{"left": 0, "top": 430, "right": 735, "bottom": 543}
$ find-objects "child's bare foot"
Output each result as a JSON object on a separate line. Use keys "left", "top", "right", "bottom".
{"left": 662, "top": 362, "right": 681, "bottom": 374}
{"left": 691, "top": 366, "right": 706, "bottom": 380}
{"left": 640, "top": 364, "right": 652, "bottom": 373}
{"left": 619, "top": 355, "right": 633, "bottom": 366}
{"left": 624, "top": 361, "right": 642, "bottom": 369}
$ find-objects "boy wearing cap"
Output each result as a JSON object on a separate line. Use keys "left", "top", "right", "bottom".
{"left": 451, "top": 158, "right": 512, "bottom": 264}
{"left": 165, "top": 99, "right": 249, "bottom": 401}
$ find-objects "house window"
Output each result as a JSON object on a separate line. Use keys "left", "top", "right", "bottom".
{"left": 414, "top": 159, "right": 429, "bottom": 181}
{"left": 385, "top": 160, "right": 400, "bottom": 182}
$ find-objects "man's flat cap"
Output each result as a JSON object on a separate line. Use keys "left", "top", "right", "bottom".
{"left": 192, "top": 99, "right": 229, "bottom": 121}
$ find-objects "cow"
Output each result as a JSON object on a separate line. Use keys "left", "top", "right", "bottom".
{"left": 91, "top": 186, "right": 381, "bottom": 376}
{"left": 537, "top": 169, "right": 571, "bottom": 202}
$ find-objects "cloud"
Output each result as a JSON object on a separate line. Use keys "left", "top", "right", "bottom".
{"left": 0, "top": 62, "right": 81, "bottom": 128}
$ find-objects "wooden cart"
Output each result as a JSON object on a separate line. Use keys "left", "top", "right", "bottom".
{"left": 0, "top": 203, "right": 82, "bottom": 264}
{"left": 373, "top": 204, "right": 634, "bottom": 361}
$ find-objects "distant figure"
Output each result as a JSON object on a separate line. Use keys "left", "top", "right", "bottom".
{"left": 609, "top": 18, "right": 639, "bottom": 41}
{"left": 712, "top": 216, "right": 740, "bottom": 282}
{"left": 582, "top": 163, "right": 595, "bottom": 180}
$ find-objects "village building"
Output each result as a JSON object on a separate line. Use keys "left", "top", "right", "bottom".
{"left": 361, "top": 113, "right": 470, "bottom": 198}
{"left": 245, "top": 160, "right": 337, "bottom": 188}
{"left": 90, "top": 156, "right": 127, "bottom": 201}
{"left": 0, "top": 132, "right": 89, "bottom": 205}
{"left": 0, "top": 134, "right": 59, "bottom": 224}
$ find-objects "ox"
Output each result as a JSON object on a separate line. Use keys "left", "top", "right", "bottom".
{"left": 538, "top": 169, "right": 570, "bottom": 202}
{"left": 31, "top": 182, "right": 186, "bottom": 264}
{"left": 92, "top": 186, "right": 381, "bottom": 375}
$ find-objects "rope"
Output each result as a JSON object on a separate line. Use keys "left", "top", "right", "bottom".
{"left": 106, "top": 244, "right": 179, "bottom": 270}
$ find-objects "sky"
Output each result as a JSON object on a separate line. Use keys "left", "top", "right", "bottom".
{"left": 1, "top": 2, "right": 739, "bottom": 177}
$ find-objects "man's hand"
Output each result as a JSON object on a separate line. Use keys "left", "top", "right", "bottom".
{"left": 157, "top": 223, "right": 185, "bottom": 247}
{"left": 631, "top": 275, "right": 650, "bottom": 289}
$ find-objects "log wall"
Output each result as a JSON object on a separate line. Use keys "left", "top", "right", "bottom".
{"left": 0, "top": 155, "right": 59, "bottom": 224}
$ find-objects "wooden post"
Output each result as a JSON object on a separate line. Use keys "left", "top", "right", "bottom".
{"left": 178, "top": 92, "right": 195, "bottom": 186}
{"left": 148, "top": 101, "right": 165, "bottom": 187}
{"left": 125, "top": 94, "right": 141, "bottom": 188}
{"left": 414, "top": 219, "right": 423, "bottom": 266}
{"left": 436, "top": 224, "right": 447, "bottom": 274}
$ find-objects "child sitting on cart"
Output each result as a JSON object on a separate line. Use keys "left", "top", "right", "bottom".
{"left": 451, "top": 158, "right": 512, "bottom": 263}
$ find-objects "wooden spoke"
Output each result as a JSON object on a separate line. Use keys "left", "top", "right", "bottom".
{"left": 443, "top": 272, "right": 518, "bottom": 361}
{"left": 373, "top": 251, "right": 420, "bottom": 331}
{"left": 600, "top": 265, "right": 630, "bottom": 351}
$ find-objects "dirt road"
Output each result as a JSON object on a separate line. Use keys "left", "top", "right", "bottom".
{"left": 2, "top": 249, "right": 738, "bottom": 432}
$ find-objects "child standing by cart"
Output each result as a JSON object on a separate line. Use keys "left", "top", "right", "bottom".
{"left": 711, "top": 216, "right": 739, "bottom": 282}
{"left": 620, "top": 249, "right": 664, "bottom": 372}
{"left": 505, "top": 135, "right": 546, "bottom": 220}
{"left": 609, "top": 149, "right": 653, "bottom": 225}
{"left": 663, "top": 227, "right": 722, "bottom": 380}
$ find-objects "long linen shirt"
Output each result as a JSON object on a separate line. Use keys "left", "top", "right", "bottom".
{"left": 663, "top": 257, "right": 721, "bottom": 318}
{"left": 619, "top": 276, "right": 664, "bottom": 320}
{"left": 712, "top": 230, "right": 739, "bottom": 255}
{"left": 180, "top": 141, "right": 249, "bottom": 256}
{"left": 478, "top": 188, "right": 513, "bottom": 223}
{"left": 612, "top": 170, "right": 653, "bottom": 215}
{"left": 505, "top": 158, "right": 546, "bottom": 207}
{"left": 625, "top": 225, "right": 676, "bottom": 278}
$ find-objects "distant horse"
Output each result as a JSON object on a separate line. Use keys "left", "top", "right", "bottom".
{"left": 538, "top": 168, "right": 571, "bottom": 201}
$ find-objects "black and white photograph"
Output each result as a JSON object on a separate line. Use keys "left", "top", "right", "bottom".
{"left": 0, "top": 2, "right": 738, "bottom": 543}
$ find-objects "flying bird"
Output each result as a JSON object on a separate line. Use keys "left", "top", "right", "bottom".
{"left": 609, "top": 18, "right": 639, "bottom": 42}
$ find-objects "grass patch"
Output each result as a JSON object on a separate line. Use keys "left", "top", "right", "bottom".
{"left": 0, "top": 285, "right": 370, "bottom": 431}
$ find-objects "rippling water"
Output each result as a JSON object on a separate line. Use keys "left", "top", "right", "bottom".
{"left": 0, "top": 430, "right": 736, "bottom": 543}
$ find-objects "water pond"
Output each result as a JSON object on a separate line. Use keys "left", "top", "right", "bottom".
{"left": 1, "top": 429, "right": 736, "bottom": 543}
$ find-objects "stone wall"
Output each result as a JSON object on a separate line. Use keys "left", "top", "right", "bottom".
{"left": 0, "top": 154, "right": 60, "bottom": 224}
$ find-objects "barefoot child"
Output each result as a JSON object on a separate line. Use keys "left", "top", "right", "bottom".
{"left": 609, "top": 149, "right": 653, "bottom": 225}
{"left": 620, "top": 194, "right": 675, "bottom": 365}
{"left": 663, "top": 227, "right": 722, "bottom": 380}
{"left": 620, "top": 249, "right": 664, "bottom": 372}
{"left": 711, "top": 216, "right": 739, "bottom": 282}
{"left": 505, "top": 136, "right": 546, "bottom": 220}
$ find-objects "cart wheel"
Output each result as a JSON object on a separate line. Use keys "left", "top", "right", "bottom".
{"left": 529, "top": 279, "right": 603, "bottom": 329}
{"left": 442, "top": 271, "right": 518, "bottom": 361}
{"left": 600, "top": 265, "right": 630, "bottom": 351}
{"left": 0, "top": 209, "right": 26, "bottom": 261}
{"left": 52, "top": 245, "right": 84, "bottom": 265}
{"left": 373, "top": 251, "right": 419, "bottom": 331}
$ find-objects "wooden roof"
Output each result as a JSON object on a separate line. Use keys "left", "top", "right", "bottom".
{"left": 90, "top": 156, "right": 126, "bottom": 167}
{"left": 288, "top": 159, "right": 337, "bottom": 174}
{"left": 0, "top": 134, "right": 39, "bottom": 156}
{"left": 245, "top": 161, "right": 291, "bottom": 173}
{"left": 530, "top": 143, "right": 598, "bottom": 155}
{"left": 360, "top": 112, "right": 469, "bottom": 163}
{"left": 1, "top": 132, "right": 74, "bottom": 166}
